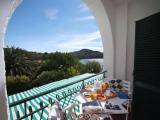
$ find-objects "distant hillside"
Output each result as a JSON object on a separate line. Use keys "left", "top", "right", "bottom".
{"left": 70, "top": 49, "right": 103, "bottom": 59}
{"left": 4, "top": 47, "right": 44, "bottom": 60}
{"left": 4, "top": 48, "right": 103, "bottom": 60}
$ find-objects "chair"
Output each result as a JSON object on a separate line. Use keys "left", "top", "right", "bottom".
{"left": 63, "top": 103, "right": 79, "bottom": 120}
{"left": 109, "top": 79, "right": 131, "bottom": 99}
{"left": 47, "top": 100, "right": 64, "bottom": 120}
{"left": 108, "top": 79, "right": 132, "bottom": 120}
{"left": 47, "top": 101, "right": 79, "bottom": 120}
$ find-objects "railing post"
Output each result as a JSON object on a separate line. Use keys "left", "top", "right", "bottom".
{"left": 16, "top": 111, "right": 20, "bottom": 119}
{"left": 77, "top": 86, "right": 81, "bottom": 92}
{"left": 103, "top": 71, "right": 107, "bottom": 79}
{"left": 49, "top": 97, "right": 52, "bottom": 105}
{"left": 40, "top": 102, "right": 43, "bottom": 120}
{"left": 24, "top": 102, "right": 27, "bottom": 116}
{"left": 73, "top": 87, "right": 77, "bottom": 93}
{"left": 56, "top": 94, "right": 60, "bottom": 101}
{"left": 82, "top": 80, "right": 85, "bottom": 89}
{"left": 62, "top": 92, "right": 66, "bottom": 100}
{"left": 64, "top": 110, "right": 67, "bottom": 119}
{"left": 77, "top": 101, "right": 80, "bottom": 109}
{"left": 68, "top": 89, "right": 72, "bottom": 95}
{"left": 29, "top": 106, "right": 33, "bottom": 120}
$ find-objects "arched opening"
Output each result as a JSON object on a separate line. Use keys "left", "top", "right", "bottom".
{"left": 85, "top": 0, "right": 114, "bottom": 78}
{"left": 5, "top": 0, "right": 104, "bottom": 93}
{"left": 0, "top": 0, "right": 114, "bottom": 119}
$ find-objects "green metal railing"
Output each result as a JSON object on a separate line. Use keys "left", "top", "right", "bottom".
{"left": 9, "top": 71, "right": 107, "bottom": 120}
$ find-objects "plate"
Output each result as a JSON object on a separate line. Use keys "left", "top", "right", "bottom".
{"left": 83, "top": 92, "right": 91, "bottom": 98}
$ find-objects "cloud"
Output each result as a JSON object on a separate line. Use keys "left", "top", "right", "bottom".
{"left": 78, "top": 3, "right": 89, "bottom": 12}
{"left": 45, "top": 8, "right": 58, "bottom": 20}
{"left": 9, "top": 31, "right": 103, "bottom": 53}
{"left": 73, "top": 16, "right": 94, "bottom": 22}
{"left": 56, "top": 31, "right": 102, "bottom": 52}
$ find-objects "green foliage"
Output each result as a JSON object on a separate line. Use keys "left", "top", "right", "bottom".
{"left": 4, "top": 47, "right": 102, "bottom": 94}
{"left": 4, "top": 47, "right": 33, "bottom": 77}
{"left": 6, "top": 75, "right": 30, "bottom": 94}
{"left": 7, "top": 75, "right": 30, "bottom": 83}
{"left": 85, "top": 61, "right": 102, "bottom": 73}
{"left": 66, "top": 66, "right": 80, "bottom": 77}
{"left": 4, "top": 47, "right": 44, "bottom": 79}
{"left": 76, "top": 63, "right": 87, "bottom": 74}
{"left": 32, "top": 70, "right": 66, "bottom": 87}
{"left": 37, "top": 52, "right": 79, "bottom": 75}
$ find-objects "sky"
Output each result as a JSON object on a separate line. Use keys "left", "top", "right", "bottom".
{"left": 5, "top": 0, "right": 103, "bottom": 53}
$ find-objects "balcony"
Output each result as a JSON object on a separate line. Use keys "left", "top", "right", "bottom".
{"left": 9, "top": 71, "right": 106, "bottom": 120}
{"left": 1, "top": 0, "right": 159, "bottom": 119}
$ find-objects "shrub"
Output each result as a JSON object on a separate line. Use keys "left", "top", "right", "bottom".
{"left": 37, "top": 52, "right": 79, "bottom": 74}
{"left": 32, "top": 70, "right": 67, "bottom": 87}
{"left": 66, "top": 66, "right": 80, "bottom": 77}
{"left": 85, "top": 61, "right": 102, "bottom": 73}
{"left": 6, "top": 75, "right": 30, "bottom": 95}
{"left": 76, "top": 63, "right": 86, "bottom": 74}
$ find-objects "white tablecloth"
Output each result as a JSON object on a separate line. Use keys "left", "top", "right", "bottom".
{"left": 75, "top": 94, "right": 128, "bottom": 114}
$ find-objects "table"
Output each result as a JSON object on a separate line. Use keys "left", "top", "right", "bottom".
{"left": 75, "top": 88, "right": 129, "bottom": 120}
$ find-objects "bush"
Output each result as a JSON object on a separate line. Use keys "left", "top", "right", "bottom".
{"left": 66, "top": 66, "right": 80, "bottom": 77}
{"left": 76, "top": 63, "right": 86, "bottom": 74}
{"left": 36, "top": 52, "right": 80, "bottom": 75}
{"left": 32, "top": 70, "right": 67, "bottom": 87}
{"left": 6, "top": 75, "right": 30, "bottom": 95}
{"left": 85, "top": 61, "right": 102, "bottom": 73}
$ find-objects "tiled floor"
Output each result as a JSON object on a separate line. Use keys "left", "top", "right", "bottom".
{"left": 111, "top": 113, "right": 133, "bottom": 120}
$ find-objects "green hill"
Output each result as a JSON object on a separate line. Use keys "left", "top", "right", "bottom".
{"left": 70, "top": 49, "right": 103, "bottom": 59}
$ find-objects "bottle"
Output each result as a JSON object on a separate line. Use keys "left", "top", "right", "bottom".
{"left": 94, "top": 80, "right": 102, "bottom": 94}
{"left": 94, "top": 80, "right": 101, "bottom": 90}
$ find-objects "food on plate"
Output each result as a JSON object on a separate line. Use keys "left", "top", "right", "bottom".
{"left": 97, "top": 94, "right": 107, "bottom": 100}
{"left": 96, "top": 88, "right": 102, "bottom": 94}
{"left": 101, "top": 82, "right": 109, "bottom": 90}
{"left": 90, "top": 93, "right": 97, "bottom": 100}
{"left": 83, "top": 92, "right": 91, "bottom": 98}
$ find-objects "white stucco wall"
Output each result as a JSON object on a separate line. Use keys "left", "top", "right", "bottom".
{"left": 85, "top": 0, "right": 129, "bottom": 81}
{"left": 114, "top": 1, "right": 128, "bottom": 80}
{"left": 85, "top": 0, "right": 114, "bottom": 78}
{"left": 101, "top": 0, "right": 128, "bottom": 80}
{"left": 100, "top": 0, "right": 160, "bottom": 83}
{"left": 126, "top": 0, "right": 160, "bottom": 85}
{"left": 0, "top": 0, "right": 22, "bottom": 119}
{"left": 0, "top": 1, "right": 11, "bottom": 119}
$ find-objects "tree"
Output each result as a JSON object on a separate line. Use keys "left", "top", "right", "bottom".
{"left": 66, "top": 66, "right": 80, "bottom": 77}
{"left": 37, "top": 52, "right": 79, "bottom": 75}
{"left": 4, "top": 47, "right": 32, "bottom": 76}
{"left": 85, "top": 61, "right": 102, "bottom": 73}
{"left": 32, "top": 70, "right": 66, "bottom": 87}
{"left": 6, "top": 75, "right": 30, "bottom": 95}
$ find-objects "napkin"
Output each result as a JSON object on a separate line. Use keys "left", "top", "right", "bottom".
{"left": 82, "top": 101, "right": 102, "bottom": 114}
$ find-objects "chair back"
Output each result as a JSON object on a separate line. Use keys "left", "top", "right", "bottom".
{"left": 47, "top": 101, "right": 64, "bottom": 120}
{"left": 63, "top": 103, "right": 78, "bottom": 120}
{"left": 109, "top": 79, "right": 130, "bottom": 93}
{"left": 122, "top": 80, "right": 130, "bottom": 93}
{"left": 109, "top": 79, "right": 123, "bottom": 92}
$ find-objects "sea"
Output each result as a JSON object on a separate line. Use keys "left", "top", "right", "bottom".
{"left": 80, "top": 58, "right": 103, "bottom": 68}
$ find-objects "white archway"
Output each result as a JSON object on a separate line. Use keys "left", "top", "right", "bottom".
{"left": 85, "top": 0, "right": 114, "bottom": 78}
{"left": 1, "top": 0, "right": 160, "bottom": 119}
{"left": 0, "top": 0, "right": 22, "bottom": 119}
{"left": 0, "top": 0, "right": 114, "bottom": 119}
